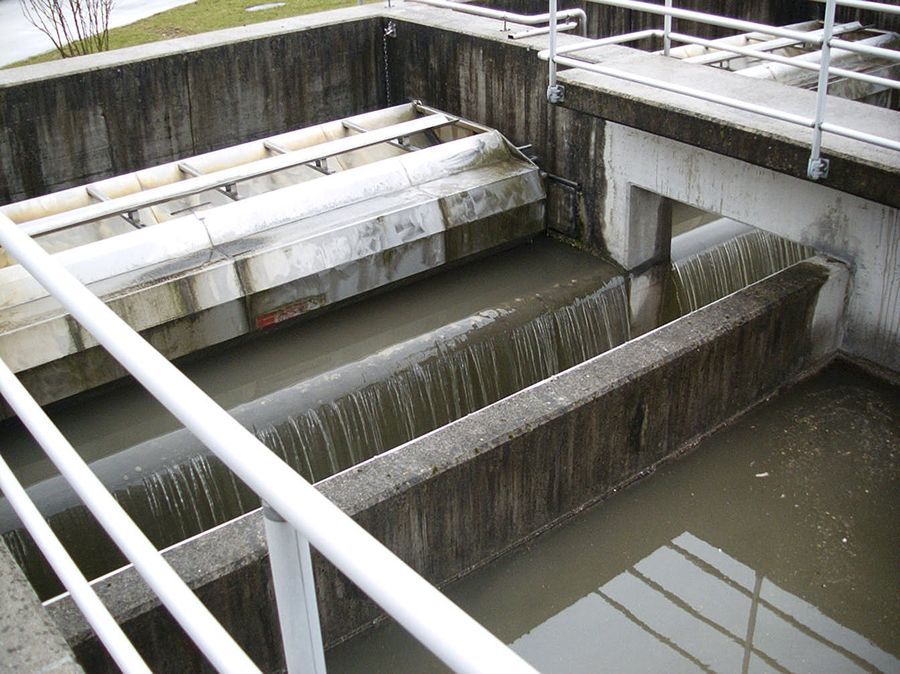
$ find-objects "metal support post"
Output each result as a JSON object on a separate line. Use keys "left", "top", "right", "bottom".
{"left": 263, "top": 503, "right": 327, "bottom": 674}
{"left": 547, "top": 0, "right": 565, "bottom": 103}
{"left": 663, "top": 0, "right": 672, "bottom": 56}
{"left": 807, "top": 0, "right": 836, "bottom": 180}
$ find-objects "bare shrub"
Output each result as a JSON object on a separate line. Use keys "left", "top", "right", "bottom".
{"left": 19, "top": 0, "right": 115, "bottom": 58}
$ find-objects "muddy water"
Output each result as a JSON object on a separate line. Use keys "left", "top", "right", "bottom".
{"left": 1, "top": 237, "right": 629, "bottom": 597}
{"left": 327, "top": 361, "right": 899, "bottom": 673}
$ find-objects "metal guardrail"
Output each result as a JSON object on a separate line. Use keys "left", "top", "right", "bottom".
{"left": 409, "top": 0, "right": 586, "bottom": 38}
{"left": 540, "top": 0, "right": 900, "bottom": 180}
{"left": 0, "top": 209, "right": 538, "bottom": 673}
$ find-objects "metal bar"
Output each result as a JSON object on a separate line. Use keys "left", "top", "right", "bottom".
{"left": 669, "top": 32, "right": 900, "bottom": 91}
{"left": 0, "top": 212, "right": 538, "bottom": 674}
{"left": 179, "top": 162, "right": 240, "bottom": 201}
{"left": 830, "top": 37, "right": 900, "bottom": 62}
{"left": 341, "top": 119, "right": 420, "bottom": 151}
{"left": 663, "top": 0, "right": 672, "bottom": 57}
{"left": 680, "top": 22, "right": 864, "bottom": 66}
{"left": 263, "top": 505, "right": 326, "bottom": 674}
{"left": 0, "top": 354, "right": 260, "bottom": 674}
{"left": 543, "top": 48, "right": 900, "bottom": 154}
{"left": 812, "top": 0, "right": 900, "bottom": 14}
{"left": 86, "top": 186, "right": 143, "bottom": 228}
{"left": 409, "top": 0, "right": 586, "bottom": 32}
{"left": 0, "top": 439, "right": 150, "bottom": 674}
{"left": 544, "top": 52, "right": 815, "bottom": 127}
{"left": 819, "top": 121, "right": 900, "bottom": 150}
{"left": 547, "top": 0, "right": 563, "bottom": 102}
{"left": 509, "top": 21, "right": 577, "bottom": 40}
{"left": 590, "top": 0, "right": 829, "bottom": 45}
{"left": 552, "top": 29, "right": 661, "bottom": 55}
{"left": 808, "top": 0, "right": 837, "bottom": 180}
{"left": 264, "top": 140, "right": 291, "bottom": 155}
{"left": 21, "top": 114, "right": 457, "bottom": 238}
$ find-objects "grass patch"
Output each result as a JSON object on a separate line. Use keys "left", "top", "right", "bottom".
{"left": 6, "top": 0, "right": 366, "bottom": 68}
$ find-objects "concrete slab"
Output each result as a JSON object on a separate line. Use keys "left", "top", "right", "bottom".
{"left": 0, "top": 540, "right": 82, "bottom": 674}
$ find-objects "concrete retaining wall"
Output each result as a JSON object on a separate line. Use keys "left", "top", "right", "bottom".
{"left": 0, "top": 10, "right": 386, "bottom": 204}
{"left": 47, "top": 256, "right": 846, "bottom": 672}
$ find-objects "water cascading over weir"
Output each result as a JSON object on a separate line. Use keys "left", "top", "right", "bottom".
{"left": 0, "top": 103, "right": 545, "bottom": 410}
{"left": 0, "top": 1, "right": 897, "bottom": 671}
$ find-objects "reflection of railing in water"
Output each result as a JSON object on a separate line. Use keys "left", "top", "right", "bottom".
{"left": 514, "top": 531, "right": 899, "bottom": 673}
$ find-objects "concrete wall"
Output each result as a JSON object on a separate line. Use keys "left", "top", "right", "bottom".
{"left": 0, "top": 541, "right": 82, "bottom": 674}
{"left": 47, "top": 257, "right": 845, "bottom": 672}
{"left": 0, "top": 10, "right": 386, "bottom": 204}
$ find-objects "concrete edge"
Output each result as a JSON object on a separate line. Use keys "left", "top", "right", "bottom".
{"left": 0, "top": 539, "right": 83, "bottom": 674}
{"left": 0, "top": 5, "right": 386, "bottom": 84}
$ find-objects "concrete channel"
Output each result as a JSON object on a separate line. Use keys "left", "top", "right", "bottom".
{"left": 0, "top": 0, "right": 897, "bottom": 671}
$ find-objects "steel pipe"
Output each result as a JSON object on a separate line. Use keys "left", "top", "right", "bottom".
{"left": 0, "top": 433, "right": 150, "bottom": 674}
{"left": 808, "top": 0, "right": 837, "bottom": 180}
{"left": 540, "top": 52, "right": 815, "bottom": 126}
{"left": 0, "top": 356, "right": 262, "bottom": 674}
{"left": 0, "top": 212, "right": 538, "bottom": 674}
{"left": 510, "top": 21, "right": 577, "bottom": 40}
{"left": 679, "top": 22, "right": 864, "bottom": 66}
{"left": 669, "top": 32, "right": 900, "bottom": 91}
{"left": 812, "top": 0, "right": 900, "bottom": 15}
{"left": 586, "top": 0, "right": 830, "bottom": 45}
{"left": 410, "top": 0, "right": 586, "bottom": 34}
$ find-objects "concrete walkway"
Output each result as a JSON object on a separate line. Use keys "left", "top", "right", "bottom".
{"left": 0, "top": 0, "right": 196, "bottom": 67}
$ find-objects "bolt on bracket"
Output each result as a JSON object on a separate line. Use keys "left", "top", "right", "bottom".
{"left": 547, "top": 84, "right": 565, "bottom": 104}
{"left": 807, "top": 156, "right": 830, "bottom": 181}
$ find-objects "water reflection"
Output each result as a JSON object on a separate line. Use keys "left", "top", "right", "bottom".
{"left": 513, "top": 531, "right": 898, "bottom": 674}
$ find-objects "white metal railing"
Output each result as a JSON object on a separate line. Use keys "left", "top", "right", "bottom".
{"left": 0, "top": 209, "right": 538, "bottom": 673}
{"left": 409, "top": 0, "right": 587, "bottom": 39}
{"left": 540, "top": 0, "right": 900, "bottom": 180}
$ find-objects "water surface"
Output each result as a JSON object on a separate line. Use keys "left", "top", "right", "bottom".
{"left": 328, "top": 361, "right": 899, "bottom": 673}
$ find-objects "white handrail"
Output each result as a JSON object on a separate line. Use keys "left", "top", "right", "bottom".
{"left": 0, "top": 211, "right": 537, "bottom": 673}
{"left": 409, "top": 0, "right": 586, "bottom": 34}
{"left": 0, "top": 440, "right": 150, "bottom": 674}
{"left": 541, "top": 0, "right": 900, "bottom": 179}
{"left": 0, "top": 356, "right": 262, "bottom": 674}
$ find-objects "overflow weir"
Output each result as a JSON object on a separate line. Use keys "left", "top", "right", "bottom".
{"left": 0, "top": 0, "right": 897, "bottom": 672}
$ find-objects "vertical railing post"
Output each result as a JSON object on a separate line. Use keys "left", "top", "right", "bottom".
{"left": 663, "top": 0, "right": 672, "bottom": 56}
{"left": 547, "top": 0, "right": 565, "bottom": 102}
{"left": 263, "top": 503, "right": 327, "bottom": 674}
{"left": 808, "top": 0, "right": 837, "bottom": 180}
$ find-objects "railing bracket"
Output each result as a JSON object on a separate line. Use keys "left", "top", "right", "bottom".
{"left": 547, "top": 83, "right": 565, "bottom": 104}
{"left": 807, "top": 156, "right": 831, "bottom": 181}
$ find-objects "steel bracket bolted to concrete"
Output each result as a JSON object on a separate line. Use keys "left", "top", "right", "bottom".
{"left": 807, "top": 156, "right": 831, "bottom": 181}
{"left": 547, "top": 84, "right": 565, "bottom": 104}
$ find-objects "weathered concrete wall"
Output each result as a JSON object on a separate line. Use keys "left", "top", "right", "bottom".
{"left": 0, "top": 540, "right": 82, "bottom": 674}
{"left": 48, "top": 258, "right": 845, "bottom": 672}
{"left": 0, "top": 10, "right": 386, "bottom": 204}
{"left": 387, "top": 12, "right": 898, "bottom": 369}
{"left": 595, "top": 119, "right": 899, "bottom": 371}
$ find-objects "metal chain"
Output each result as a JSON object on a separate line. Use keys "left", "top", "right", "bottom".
{"left": 383, "top": 21, "right": 395, "bottom": 106}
